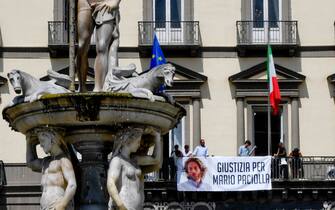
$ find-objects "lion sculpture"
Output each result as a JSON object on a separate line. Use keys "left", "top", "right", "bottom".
{"left": 7, "top": 69, "right": 71, "bottom": 104}
{"left": 103, "top": 63, "right": 175, "bottom": 102}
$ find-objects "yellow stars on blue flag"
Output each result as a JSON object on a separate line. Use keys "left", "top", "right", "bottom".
{"left": 150, "top": 34, "right": 166, "bottom": 69}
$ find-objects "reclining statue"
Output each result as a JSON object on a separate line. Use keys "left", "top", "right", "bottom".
{"left": 103, "top": 63, "right": 175, "bottom": 102}
{"left": 7, "top": 69, "right": 71, "bottom": 104}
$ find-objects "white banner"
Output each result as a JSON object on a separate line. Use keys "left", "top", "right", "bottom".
{"left": 177, "top": 156, "right": 272, "bottom": 191}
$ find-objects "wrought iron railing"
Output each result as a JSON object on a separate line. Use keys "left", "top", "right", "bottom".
{"left": 272, "top": 156, "right": 335, "bottom": 181}
{"left": 236, "top": 20, "right": 298, "bottom": 45}
{"left": 145, "top": 156, "right": 335, "bottom": 182}
{"left": 138, "top": 21, "right": 201, "bottom": 46}
{"left": 48, "top": 21, "right": 69, "bottom": 45}
{"left": 48, "top": 21, "right": 96, "bottom": 45}
{"left": 2, "top": 156, "right": 334, "bottom": 184}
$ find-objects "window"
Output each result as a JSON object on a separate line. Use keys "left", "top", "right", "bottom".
{"left": 249, "top": 103, "right": 285, "bottom": 156}
{"left": 153, "top": 0, "right": 184, "bottom": 42}
{"left": 229, "top": 62, "right": 305, "bottom": 155}
{"left": 169, "top": 117, "right": 185, "bottom": 155}
{"left": 251, "top": 0, "right": 282, "bottom": 43}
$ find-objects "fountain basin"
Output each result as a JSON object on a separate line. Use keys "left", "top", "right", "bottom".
{"left": 3, "top": 92, "right": 185, "bottom": 135}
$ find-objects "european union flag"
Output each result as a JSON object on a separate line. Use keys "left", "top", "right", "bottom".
{"left": 150, "top": 34, "right": 166, "bottom": 69}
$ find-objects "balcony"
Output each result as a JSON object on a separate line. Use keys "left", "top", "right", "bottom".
{"left": 138, "top": 21, "right": 201, "bottom": 57}
{"left": 236, "top": 20, "right": 299, "bottom": 56}
{"left": 48, "top": 21, "right": 96, "bottom": 57}
{"left": 48, "top": 21, "right": 69, "bottom": 46}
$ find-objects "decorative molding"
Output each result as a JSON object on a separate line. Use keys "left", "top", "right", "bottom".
{"left": 229, "top": 62, "right": 305, "bottom": 98}
{"left": 2, "top": 46, "right": 335, "bottom": 58}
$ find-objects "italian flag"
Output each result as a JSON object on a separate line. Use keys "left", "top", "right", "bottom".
{"left": 267, "top": 45, "right": 281, "bottom": 115}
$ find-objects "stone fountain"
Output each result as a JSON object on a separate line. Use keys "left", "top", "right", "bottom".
{"left": 3, "top": 91, "right": 184, "bottom": 210}
{"left": 2, "top": 1, "right": 185, "bottom": 209}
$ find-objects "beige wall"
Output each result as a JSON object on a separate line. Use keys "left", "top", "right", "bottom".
{"left": 292, "top": 0, "right": 335, "bottom": 46}
{"left": 200, "top": 58, "right": 238, "bottom": 156}
{"left": 119, "top": 0, "right": 142, "bottom": 47}
{"left": 299, "top": 58, "right": 335, "bottom": 156}
{"left": 0, "top": 0, "right": 53, "bottom": 47}
{"left": 195, "top": 0, "right": 241, "bottom": 46}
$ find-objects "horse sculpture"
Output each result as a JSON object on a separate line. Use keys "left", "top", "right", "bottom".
{"left": 103, "top": 63, "right": 175, "bottom": 102}
{"left": 7, "top": 69, "right": 71, "bottom": 104}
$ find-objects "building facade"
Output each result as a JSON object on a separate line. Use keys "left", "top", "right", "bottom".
{"left": 0, "top": 0, "right": 335, "bottom": 209}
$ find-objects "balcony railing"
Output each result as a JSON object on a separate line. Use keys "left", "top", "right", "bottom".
{"left": 48, "top": 21, "right": 69, "bottom": 45}
{"left": 146, "top": 156, "right": 335, "bottom": 182}
{"left": 138, "top": 21, "right": 201, "bottom": 46}
{"left": 272, "top": 156, "right": 335, "bottom": 180}
{"left": 48, "top": 21, "right": 96, "bottom": 45}
{"left": 236, "top": 20, "right": 298, "bottom": 45}
{"left": 1, "top": 156, "right": 334, "bottom": 185}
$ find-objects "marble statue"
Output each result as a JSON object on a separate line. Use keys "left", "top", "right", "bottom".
{"left": 103, "top": 63, "right": 175, "bottom": 102}
{"left": 7, "top": 69, "right": 71, "bottom": 104}
{"left": 77, "top": 0, "right": 121, "bottom": 92}
{"left": 107, "top": 126, "right": 162, "bottom": 210}
{"left": 26, "top": 127, "right": 77, "bottom": 210}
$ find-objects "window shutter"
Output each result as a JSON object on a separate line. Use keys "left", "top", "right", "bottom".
{"left": 143, "top": 0, "right": 153, "bottom": 21}
{"left": 241, "top": 0, "right": 251, "bottom": 20}
{"left": 54, "top": 0, "right": 64, "bottom": 21}
{"left": 282, "top": 0, "right": 291, "bottom": 20}
{"left": 184, "top": 0, "right": 194, "bottom": 21}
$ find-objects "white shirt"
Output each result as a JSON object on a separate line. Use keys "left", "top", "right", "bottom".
{"left": 193, "top": 146, "right": 208, "bottom": 157}
{"left": 183, "top": 150, "right": 192, "bottom": 157}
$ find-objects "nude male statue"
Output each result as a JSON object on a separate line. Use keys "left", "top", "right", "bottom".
{"left": 77, "top": 0, "right": 121, "bottom": 92}
{"left": 26, "top": 128, "right": 77, "bottom": 210}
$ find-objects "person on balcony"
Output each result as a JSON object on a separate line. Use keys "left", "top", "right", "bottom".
{"left": 170, "top": 145, "right": 183, "bottom": 181}
{"left": 238, "top": 140, "right": 252, "bottom": 156}
{"left": 289, "top": 148, "right": 304, "bottom": 179}
{"left": 183, "top": 145, "right": 192, "bottom": 157}
{"left": 193, "top": 139, "right": 208, "bottom": 157}
{"left": 274, "top": 142, "right": 288, "bottom": 179}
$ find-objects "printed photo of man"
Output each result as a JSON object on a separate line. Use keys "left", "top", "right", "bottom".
{"left": 177, "top": 157, "right": 211, "bottom": 191}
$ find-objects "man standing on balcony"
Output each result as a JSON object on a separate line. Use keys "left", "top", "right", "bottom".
{"left": 77, "top": 0, "right": 121, "bottom": 92}
{"left": 193, "top": 139, "right": 208, "bottom": 157}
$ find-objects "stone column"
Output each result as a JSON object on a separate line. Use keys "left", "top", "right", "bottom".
{"left": 236, "top": 98, "right": 245, "bottom": 153}
{"left": 193, "top": 99, "right": 201, "bottom": 149}
{"left": 184, "top": 103, "right": 191, "bottom": 146}
{"left": 66, "top": 129, "right": 113, "bottom": 210}
{"left": 291, "top": 98, "right": 300, "bottom": 150}
{"left": 69, "top": 0, "right": 76, "bottom": 91}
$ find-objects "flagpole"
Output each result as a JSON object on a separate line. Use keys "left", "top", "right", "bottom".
{"left": 69, "top": 0, "right": 76, "bottom": 92}
{"left": 267, "top": 72, "right": 271, "bottom": 156}
{"left": 267, "top": 26, "right": 271, "bottom": 156}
